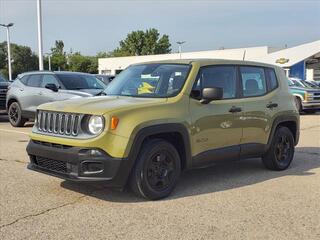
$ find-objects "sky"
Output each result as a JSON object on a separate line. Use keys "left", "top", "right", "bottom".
{"left": 0, "top": 0, "right": 319, "bottom": 56}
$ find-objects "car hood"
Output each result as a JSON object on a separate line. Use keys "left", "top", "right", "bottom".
{"left": 63, "top": 89, "right": 103, "bottom": 97}
{"left": 39, "top": 95, "right": 168, "bottom": 115}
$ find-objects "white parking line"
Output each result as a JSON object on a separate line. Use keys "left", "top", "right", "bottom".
{"left": 0, "top": 128, "right": 30, "bottom": 135}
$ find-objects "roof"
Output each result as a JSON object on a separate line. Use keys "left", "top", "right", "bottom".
{"left": 256, "top": 40, "right": 320, "bottom": 67}
{"left": 133, "top": 58, "right": 278, "bottom": 68}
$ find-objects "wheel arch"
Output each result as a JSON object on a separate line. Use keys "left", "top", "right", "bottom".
{"left": 267, "top": 115, "right": 300, "bottom": 150}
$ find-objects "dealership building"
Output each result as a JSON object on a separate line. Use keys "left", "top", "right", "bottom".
{"left": 98, "top": 40, "right": 320, "bottom": 81}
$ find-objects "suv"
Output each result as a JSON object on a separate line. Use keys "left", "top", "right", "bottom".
{"left": 6, "top": 71, "right": 107, "bottom": 127}
{"left": 26, "top": 59, "right": 300, "bottom": 200}
{"left": 0, "top": 73, "right": 10, "bottom": 110}
{"left": 288, "top": 78, "right": 320, "bottom": 113}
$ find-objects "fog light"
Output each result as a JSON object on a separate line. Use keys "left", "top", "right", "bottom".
{"left": 82, "top": 162, "right": 103, "bottom": 174}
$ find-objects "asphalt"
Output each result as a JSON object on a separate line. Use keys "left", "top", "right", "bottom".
{"left": 0, "top": 111, "right": 319, "bottom": 240}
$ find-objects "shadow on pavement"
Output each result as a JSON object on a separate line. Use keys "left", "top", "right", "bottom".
{"left": 61, "top": 147, "right": 320, "bottom": 203}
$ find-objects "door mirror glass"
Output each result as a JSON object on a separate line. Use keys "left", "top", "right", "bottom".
{"left": 45, "top": 83, "right": 59, "bottom": 92}
{"left": 200, "top": 87, "right": 223, "bottom": 104}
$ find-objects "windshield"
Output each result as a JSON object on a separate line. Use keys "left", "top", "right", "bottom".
{"left": 104, "top": 64, "right": 191, "bottom": 98}
{"left": 57, "top": 74, "right": 107, "bottom": 90}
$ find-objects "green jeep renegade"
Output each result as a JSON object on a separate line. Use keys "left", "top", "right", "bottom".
{"left": 27, "top": 59, "right": 300, "bottom": 200}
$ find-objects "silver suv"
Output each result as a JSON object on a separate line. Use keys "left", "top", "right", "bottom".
{"left": 6, "top": 71, "right": 107, "bottom": 127}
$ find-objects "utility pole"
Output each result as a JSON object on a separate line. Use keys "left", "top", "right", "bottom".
{"left": 37, "top": 0, "right": 44, "bottom": 70}
{"left": 0, "top": 23, "right": 14, "bottom": 80}
{"left": 176, "top": 41, "right": 186, "bottom": 59}
{"left": 46, "top": 53, "right": 52, "bottom": 71}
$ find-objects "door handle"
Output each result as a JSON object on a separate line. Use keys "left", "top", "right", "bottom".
{"left": 229, "top": 106, "right": 242, "bottom": 113}
{"left": 38, "top": 91, "right": 43, "bottom": 95}
{"left": 266, "top": 103, "right": 278, "bottom": 109}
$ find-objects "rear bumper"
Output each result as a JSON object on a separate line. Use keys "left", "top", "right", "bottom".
{"left": 26, "top": 140, "right": 130, "bottom": 187}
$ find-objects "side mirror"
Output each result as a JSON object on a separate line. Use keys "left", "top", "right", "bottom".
{"left": 200, "top": 87, "right": 223, "bottom": 104}
{"left": 45, "top": 83, "right": 59, "bottom": 92}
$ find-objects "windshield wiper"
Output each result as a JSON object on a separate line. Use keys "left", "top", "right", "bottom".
{"left": 96, "top": 91, "right": 107, "bottom": 96}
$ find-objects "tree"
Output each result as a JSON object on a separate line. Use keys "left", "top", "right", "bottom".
{"left": 68, "top": 52, "right": 98, "bottom": 74}
{"left": 110, "top": 28, "right": 171, "bottom": 57}
{"left": 0, "top": 42, "right": 38, "bottom": 79}
{"left": 50, "top": 40, "right": 67, "bottom": 71}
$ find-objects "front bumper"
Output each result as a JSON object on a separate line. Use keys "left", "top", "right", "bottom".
{"left": 302, "top": 101, "right": 320, "bottom": 110}
{"left": 27, "top": 140, "right": 130, "bottom": 187}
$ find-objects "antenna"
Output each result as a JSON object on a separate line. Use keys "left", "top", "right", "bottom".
{"left": 242, "top": 50, "right": 246, "bottom": 61}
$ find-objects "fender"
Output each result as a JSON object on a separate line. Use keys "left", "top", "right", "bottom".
{"left": 266, "top": 114, "right": 300, "bottom": 151}
{"left": 292, "top": 93, "right": 304, "bottom": 101}
{"left": 115, "top": 123, "right": 192, "bottom": 187}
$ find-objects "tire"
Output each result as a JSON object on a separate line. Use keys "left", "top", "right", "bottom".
{"left": 8, "top": 102, "right": 27, "bottom": 127}
{"left": 129, "top": 138, "right": 181, "bottom": 200}
{"left": 262, "top": 126, "right": 295, "bottom": 171}
{"left": 294, "top": 97, "right": 302, "bottom": 113}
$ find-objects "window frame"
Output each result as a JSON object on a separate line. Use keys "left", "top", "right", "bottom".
{"left": 191, "top": 64, "right": 280, "bottom": 101}
{"left": 40, "top": 74, "right": 64, "bottom": 89}
{"left": 191, "top": 64, "right": 241, "bottom": 100}
{"left": 25, "top": 74, "right": 43, "bottom": 88}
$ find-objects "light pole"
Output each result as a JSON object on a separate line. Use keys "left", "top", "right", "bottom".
{"left": 176, "top": 41, "right": 186, "bottom": 59}
{"left": 0, "top": 23, "right": 14, "bottom": 80}
{"left": 37, "top": 0, "right": 44, "bottom": 70}
{"left": 46, "top": 53, "right": 52, "bottom": 71}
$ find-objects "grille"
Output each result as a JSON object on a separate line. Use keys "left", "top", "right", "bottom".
{"left": 35, "top": 156, "right": 68, "bottom": 173}
{"left": 37, "top": 110, "right": 82, "bottom": 136}
{"left": 33, "top": 140, "right": 72, "bottom": 149}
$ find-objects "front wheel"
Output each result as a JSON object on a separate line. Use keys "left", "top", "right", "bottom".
{"left": 129, "top": 139, "right": 181, "bottom": 200}
{"left": 262, "top": 126, "right": 295, "bottom": 171}
{"left": 8, "top": 102, "right": 27, "bottom": 127}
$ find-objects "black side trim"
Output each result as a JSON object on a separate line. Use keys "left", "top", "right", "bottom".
{"left": 192, "top": 145, "right": 240, "bottom": 168}
{"left": 240, "top": 143, "right": 266, "bottom": 158}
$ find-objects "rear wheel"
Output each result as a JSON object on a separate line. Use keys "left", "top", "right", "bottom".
{"left": 262, "top": 126, "right": 294, "bottom": 171}
{"left": 8, "top": 102, "right": 27, "bottom": 127}
{"left": 129, "top": 139, "right": 181, "bottom": 200}
{"left": 294, "top": 97, "right": 302, "bottom": 113}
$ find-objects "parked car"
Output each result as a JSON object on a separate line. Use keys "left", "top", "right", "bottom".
{"left": 95, "top": 74, "right": 115, "bottom": 84}
{"left": 6, "top": 71, "right": 107, "bottom": 127}
{"left": 306, "top": 80, "right": 320, "bottom": 88}
{"left": 288, "top": 78, "right": 320, "bottom": 113}
{"left": 0, "top": 73, "right": 10, "bottom": 111}
{"left": 27, "top": 59, "right": 299, "bottom": 200}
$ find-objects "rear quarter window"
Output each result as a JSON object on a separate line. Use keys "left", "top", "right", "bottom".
{"left": 265, "top": 68, "right": 278, "bottom": 91}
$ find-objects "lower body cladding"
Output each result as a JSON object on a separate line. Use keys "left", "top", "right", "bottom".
{"left": 26, "top": 140, "right": 130, "bottom": 187}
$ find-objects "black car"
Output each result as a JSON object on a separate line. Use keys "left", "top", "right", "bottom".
{"left": 0, "top": 74, "right": 10, "bottom": 110}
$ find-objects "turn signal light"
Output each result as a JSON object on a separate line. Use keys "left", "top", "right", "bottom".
{"left": 110, "top": 116, "right": 119, "bottom": 130}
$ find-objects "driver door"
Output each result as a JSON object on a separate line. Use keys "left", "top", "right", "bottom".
{"left": 190, "top": 65, "right": 243, "bottom": 167}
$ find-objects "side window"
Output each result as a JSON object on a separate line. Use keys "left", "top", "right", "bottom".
{"left": 26, "top": 74, "right": 42, "bottom": 87}
{"left": 240, "top": 66, "right": 266, "bottom": 97}
{"left": 265, "top": 68, "right": 278, "bottom": 91}
{"left": 19, "top": 75, "right": 28, "bottom": 85}
{"left": 195, "top": 66, "right": 237, "bottom": 99}
{"left": 41, "top": 75, "right": 59, "bottom": 88}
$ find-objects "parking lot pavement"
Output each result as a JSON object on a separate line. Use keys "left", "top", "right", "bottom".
{"left": 0, "top": 113, "right": 319, "bottom": 240}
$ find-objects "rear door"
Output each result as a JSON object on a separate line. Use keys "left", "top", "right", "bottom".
{"left": 239, "top": 66, "right": 279, "bottom": 156}
{"left": 19, "top": 74, "right": 43, "bottom": 115}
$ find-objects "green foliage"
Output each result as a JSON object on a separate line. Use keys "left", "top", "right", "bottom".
{"left": 50, "top": 40, "right": 67, "bottom": 71}
{"left": 68, "top": 52, "right": 98, "bottom": 74}
{"left": 109, "top": 28, "right": 171, "bottom": 57}
{"left": 0, "top": 42, "right": 38, "bottom": 79}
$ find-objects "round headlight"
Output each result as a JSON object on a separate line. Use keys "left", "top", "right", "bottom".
{"left": 88, "top": 115, "right": 104, "bottom": 135}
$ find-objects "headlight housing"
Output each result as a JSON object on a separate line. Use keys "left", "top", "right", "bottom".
{"left": 87, "top": 115, "right": 105, "bottom": 135}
